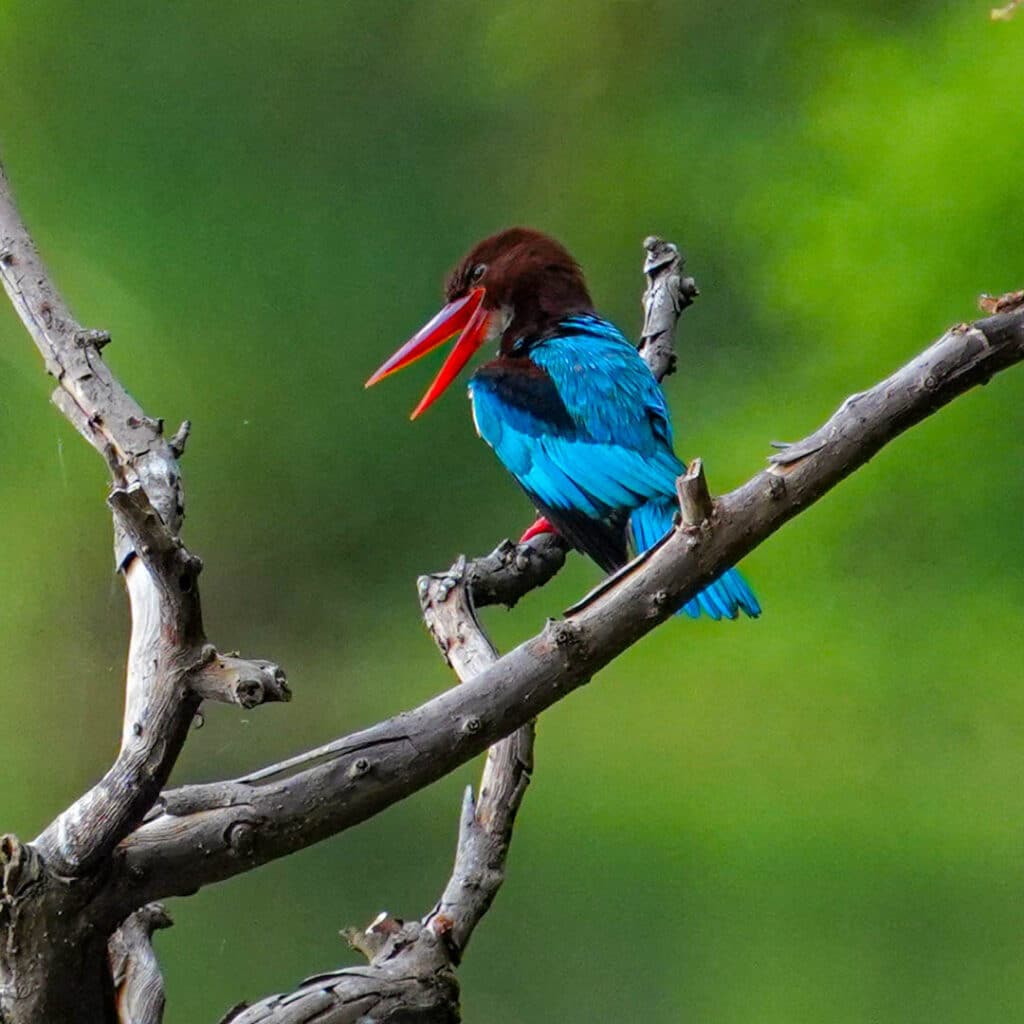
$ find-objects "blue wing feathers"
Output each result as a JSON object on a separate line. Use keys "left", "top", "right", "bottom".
{"left": 469, "top": 315, "right": 760, "bottom": 619}
{"left": 631, "top": 498, "right": 761, "bottom": 620}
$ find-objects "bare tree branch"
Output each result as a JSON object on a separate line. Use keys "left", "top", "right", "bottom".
{"left": 105, "top": 305, "right": 1024, "bottom": 923}
{"left": 0, "top": 160, "right": 286, "bottom": 882}
{"left": 419, "top": 560, "right": 532, "bottom": 959}
{"left": 463, "top": 532, "right": 568, "bottom": 609}
{"left": 0, "top": 158, "right": 288, "bottom": 1021}
{"left": 3, "top": 146, "right": 1023, "bottom": 1024}
{"left": 637, "top": 236, "right": 698, "bottom": 380}
{"left": 191, "top": 652, "right": 292, "bottom": 709}
{"left": 109, "top": 903, "right": 172, "bottom": 1024}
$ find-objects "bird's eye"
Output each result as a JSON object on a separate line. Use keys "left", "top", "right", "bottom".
{"left": 470, "top": 263, "right": 487, "bottom": 283}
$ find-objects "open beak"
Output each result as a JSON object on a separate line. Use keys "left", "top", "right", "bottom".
{"left": 365, "top": 287, "right": 490, "bottom": 419}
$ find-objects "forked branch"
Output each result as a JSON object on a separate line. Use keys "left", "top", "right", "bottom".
{"left": 3, "top": 149, "right": 1023, "bottom": 1024}
{"left": 107, "top": 306, "right": 1024, "bottom": 919}
{"left": 0, "top": 158, "right": 285, "bottom": 1022}
{"left": 0, "top": 161, "right": 285, "bottom": 881}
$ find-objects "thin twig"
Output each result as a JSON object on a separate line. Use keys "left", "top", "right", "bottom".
{"left": 677, "top": 457, "right": 713, "bottom": 527}
{"left": 637, "top": 236, "right": 698, "bottom": 380}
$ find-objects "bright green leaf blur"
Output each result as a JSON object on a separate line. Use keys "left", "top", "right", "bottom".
{"left": 1, "top": 2, "right": 1023, "bottom": 1021}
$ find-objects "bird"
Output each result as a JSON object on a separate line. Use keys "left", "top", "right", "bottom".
{"left": 366, "top": 228, "right": 760, "bottom": 620}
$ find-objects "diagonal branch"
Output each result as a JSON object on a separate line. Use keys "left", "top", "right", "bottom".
{"left": 107, "top": 303, "right": 1024, "bottom": 919}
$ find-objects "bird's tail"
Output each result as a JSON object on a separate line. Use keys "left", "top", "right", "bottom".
{"left": 630, "top": 498, "right": 761, "bottom": 620}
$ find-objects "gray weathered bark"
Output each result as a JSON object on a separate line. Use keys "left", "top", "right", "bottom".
{"left": 0, "top": 157, "right": 285, "bottom": 1022}
{"left": 108, "top": 904, "right": 173, "bottom": 1024}
{"left": 106, "top": 306, "right": 1024, "bottom": 921}
{"left": 1, "top": 149, "right": 1022, "bottom": 1023}
{"left": 219, "top": 563, "right": 510, "bottom": 1024}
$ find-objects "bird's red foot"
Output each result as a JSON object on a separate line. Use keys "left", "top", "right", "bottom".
{"left": 519, "top": 516, "right": 556, "bottom": 543}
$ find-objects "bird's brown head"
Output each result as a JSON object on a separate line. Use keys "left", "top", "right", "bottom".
{"left": 444, "top": 228, "right": 593, "bottom": 346}
{"left": 366, "top": 227, "right": 592, "bottom": 418}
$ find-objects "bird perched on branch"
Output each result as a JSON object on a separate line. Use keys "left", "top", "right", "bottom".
{"left": 366, "top": 228, "right": 759, "bottom": 620}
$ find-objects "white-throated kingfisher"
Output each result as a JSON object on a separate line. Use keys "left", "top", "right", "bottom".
{"left": 366, "top": 228, "right": 760, "bottom": 620}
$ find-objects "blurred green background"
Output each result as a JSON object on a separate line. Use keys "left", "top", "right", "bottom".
{"left": 2, "top": 1, "right": 1023, "bottom": 1020}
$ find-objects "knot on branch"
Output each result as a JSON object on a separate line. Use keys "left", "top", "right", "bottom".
{"left": 224, "top": 820, "right": 260, "bottom": 858}
{"left": 74, "top": 327, "right": 111, "bottom": 351}
{"left": 190, "top": 650, "right": 290, "bottom": 708}
{"left": 676, "top": 457, "right": 713, "bottom": 529}
{"left": 543, "top": 618, "right": 586, "bottom": 667}
{"left": 0, "top": 834, "right": 41, "bottom": 903}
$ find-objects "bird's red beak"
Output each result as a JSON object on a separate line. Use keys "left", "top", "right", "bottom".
{"left": 365, "top": 287, "right": 490, "bottom": 419}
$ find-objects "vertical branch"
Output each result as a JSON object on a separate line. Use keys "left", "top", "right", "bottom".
{"left": 637, "top": 236, "right": 698, "bottom": 381}
{"left": 108, "top": 904, "right": 173, "bottom": 1024}
{"left": 419, "top": 561, "right": 533, "bottom": 958}
{"left": 0, "top": 153, "right": 293, "bottom": 1021}
{"left": 0, "top": 163, "right": 189, "bottom": 872}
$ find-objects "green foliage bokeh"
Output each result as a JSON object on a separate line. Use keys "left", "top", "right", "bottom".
{"left": 1, "top": 2, "right": 1023, "bottom": 1020}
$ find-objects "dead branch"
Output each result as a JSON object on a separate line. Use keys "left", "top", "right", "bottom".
{"left": 0, "top": 162, "right": 285, "bottom": 881}
{"left": 0, "top": 158, "right": 284, "bottom": 1020}
{"left": 109, "top": 903, "right": 173, "bottom": 1024}
{"left": 106, "top": 307, "right": 1024, "bottom": 918}
{"left": 419, "top": 559, "right": 532, "bottom": 959}
{"left": 3, "top": 149, "right": 1023, "bottom": 1024}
